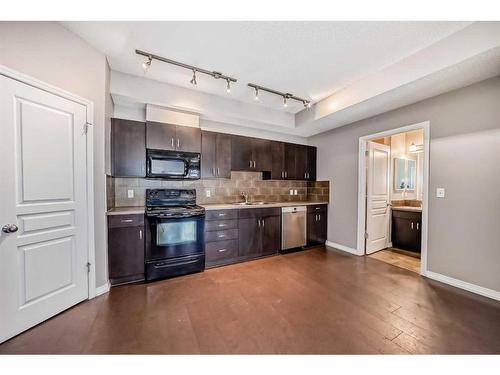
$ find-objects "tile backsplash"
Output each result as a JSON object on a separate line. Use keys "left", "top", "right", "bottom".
{"left": 110, "top": 171, "right": 329, "bottom": 207}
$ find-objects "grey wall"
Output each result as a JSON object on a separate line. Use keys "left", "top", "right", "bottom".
{"left": 0, "top": 21, "right": 110, "bottom": 288}
{"left": 309, "top": 76, "right": 500, "bottom": 292}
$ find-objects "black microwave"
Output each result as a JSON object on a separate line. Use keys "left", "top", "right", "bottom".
{"left": 146, "top": 149, "right": 201, "bottom": 180}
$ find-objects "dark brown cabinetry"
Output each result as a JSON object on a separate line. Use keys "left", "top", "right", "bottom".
{"left": 306, "top": 204, "right": 327, "bottom": 246}
{"left": 111, "top": 118, "right": 146, "bottom": 177}
{"left": 238, "top": 208, "right": 281, "bottom": 259}
{"left": 146, "top": 121, "right": 201, "bottom": 153}
{"left": 204, "top": 210, "right": 240, "bottom": 268}
{"left": 271, "top": 142, "right": 317, "bottom": 181}
{"left": 201, "top": 131, "right": 231, "bottom": 178}
{"left": 391, "top": 210, "right": 422, "bottom": 253}
{"left": 107, "top": 214, "right": 145, "bottom": 285}
{"left": 231, "top": 135, "right": 272, "bottom": 172}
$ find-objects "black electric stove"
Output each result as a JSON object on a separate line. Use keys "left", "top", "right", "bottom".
{"left": 144, "top": 189, "right": 205, "bottom": 281}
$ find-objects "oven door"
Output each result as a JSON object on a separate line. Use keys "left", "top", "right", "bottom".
{"left": 145, "top": 215, "right": 205, "bottom": 261}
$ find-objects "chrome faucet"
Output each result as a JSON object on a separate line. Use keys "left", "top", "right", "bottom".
{"left": 241, "top": 191, "right": 249, "bottom": 204}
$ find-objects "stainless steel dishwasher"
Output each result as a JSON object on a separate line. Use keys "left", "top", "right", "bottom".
{"left": 281, "top": 206, "right": 307, "bottom": 250}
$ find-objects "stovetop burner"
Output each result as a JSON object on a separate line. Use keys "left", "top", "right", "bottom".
{"left": 145, "top": 189, "right": 205, "bottom": 218}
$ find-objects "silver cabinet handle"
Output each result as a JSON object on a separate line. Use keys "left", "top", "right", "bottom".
{"left": 257, "top": 219, "right": 261, "bottom": 227}
{"left": 218, "top": 224, "right": 227, "bottom": 227}
{"left": 218, "top": 248, "right": 227, "bottom": 253}
{"left": 139, "top": 229, "right": 143, "bottom": 240}
{"left": 177, "top": 138, "right": 180, "bottom": 148}
{"left": 249, "top": 160, "right": 252, "bottom": 168}
{"left": 121, "top": 219, "right": 133, "bottom": 223}
{"left": 212, "top": 167, "right": 216, "bottom": 176}
{"left": 253, "top": 161, "right": 256, "bottom": 168}
{"left": 315, "top": 207, "right": 321, "bottom": 210}
{"left": 262, "top": 218, "right": 265, "bottom": 227}
{"left": 411, "top": 222, "right": 414, "bottom": 230}
{"left": 416, "top": 222, "right": 419, "bottom": 230}
{"left": 217, "top": 234, "right": 226, "bottom": 238}
{"left": 284, "top": 171, "right": 287, "bottom": 178}
{"left": 318, "top": 214, "right": 321, "bottom": 221}
{"left": 171, "top": 138, "right": 174, "bottom": 148}
{"left": 217, "top": 167, "right": 220, "bottom": 176}
{"left": 218, "top": 213, "right": 226, "bottom": 217}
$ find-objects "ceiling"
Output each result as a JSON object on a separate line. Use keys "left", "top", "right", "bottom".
{"left": 62, "top": 21, "right": 471, "bottom": 114}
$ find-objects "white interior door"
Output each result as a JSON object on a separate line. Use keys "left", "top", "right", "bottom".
{"left": 365, "top": 141, "right": 391, "bottom": 254}
{"left": 0, "top": 75, "right": 89, "bottom": 343}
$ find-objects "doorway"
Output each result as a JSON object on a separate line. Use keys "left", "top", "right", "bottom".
{"left": 357, "top": 122, "right": 429, "bottom": 275}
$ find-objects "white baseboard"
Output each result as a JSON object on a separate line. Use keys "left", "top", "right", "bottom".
{"left": 425, "top": 271, "right": 500, "bottom": 302}
{"left": 95, "top": 281, "right": 110, "bottom": 297}
{"left": 325, "top": 240, "right": 362, "bottom": 256}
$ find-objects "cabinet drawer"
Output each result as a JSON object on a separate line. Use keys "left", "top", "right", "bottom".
{"left": 205, "top": 229, "right": 239, "bottom": 242}
{"left": 108, "top": 214, "right": 144, "bottom": 228}
{"left": 205, "top": 239, "right": 238, "bottom": 264}
{"left": 205, "top": 209, "right": 238, "bottom": 221}
{"left": 238, "top": 207, "right": 281, "bottom": 219}
{"left": 392, "top": 210, "right": 421, "bottom": 220}
{"left": 307, "top": 204, "right": 327, "bottom": 214}
{"left": 205, "top": 219, "right": 238, "bottom": 232}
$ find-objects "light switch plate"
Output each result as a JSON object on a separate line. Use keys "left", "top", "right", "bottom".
{"left": 205, "top": 189, "right": 211, "bottom": 198}
{"left": 436, "top": 188, "right": 445, "bottom": 198}
{"left": 127, "top": 189, "right": 134, "bottom": 198}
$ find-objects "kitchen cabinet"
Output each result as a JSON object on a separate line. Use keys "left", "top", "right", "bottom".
{"left": 111, "top": 118, "right": 146, "bottom": 177}
{"left": 201, "top": 131, "right": 231, "bottom": 178}
{"left": 306, "top": 205, "right": 327, "bottom": 246}
{"left": 231, "top": 135, "right": 272, "bottom": 172}
{"left": 107, "top": 214, "right": 145, "bottom": 286}
{"left": 391, "top": 210, "right": 422, "bottom": 253}
{"left": 146, "top": 121, "right": 201, "bottom": 153}
{"left": 204, "top": 209, "right": 239, "bottom": 268}
{"left": 238, "top": 207, "right": 281, "bottom": 259}
{"left": 306, "top": 146, "right": 317, "bottom": 181}
{"left": 271, "top": 141, "right": 286, "bottom": 179}
{"left": 284, "top": 143, "right": 297, "bottom": 180}
{"left": 295, "top": 144, "right": 309, "bottom": 180}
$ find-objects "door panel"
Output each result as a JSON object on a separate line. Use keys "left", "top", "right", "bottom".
{"left": 146, "top": 121, "right": 176, "bottom": 150}
{"left": 231, "top": 135, "right": 253, "bottom": 171}
{"left": 261, "top": 215, "right": 280, "bottom": 255}
{"left": 284, "top": 143, "right": 297, "bottom": 179}
{"left": 112, "top": 118, "right": 146, "bottom": 177}
{"left": 201, "top": 131, "right": 216, "bottom": 178}
{"left": 306, "top": 146, "right": 317, "bottom": 181}
{"left": 365, "top": 141, "right": 391, "bottom": 254}
{"left": 271, "top": 141, "right": 285, "bottom": 180}
{"left": 238, "top": 218, "right": 261, "bottom": 257}
{"left": 176, "top": 125, "right": 201, "bottom": 153}
{"left": 252, "top": 138, "right": 272, "bottom": 172}
{"left": 215, "top": 133, "right": 231, "bottom": 178}
{"left": 295, "top": 144, "right": 308, "bottom": 180}
{"left": 0, "top": 76, "right": 89, "bottom": 343}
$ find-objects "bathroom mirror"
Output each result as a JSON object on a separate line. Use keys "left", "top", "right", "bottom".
{"left": 394, "top": 158, "right": 416, "bottom": 191}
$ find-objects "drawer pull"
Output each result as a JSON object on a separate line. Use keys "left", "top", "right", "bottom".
{"left": 121, "top": 219, "right": 133, "bottom": 223}
{"left": 218, "top": 224, "right": 227, "bottom": 227}
{"left": 218, "top": 234, "right": 226, "bottom": 238}
{"left": 315, "top": 207, "right": 321, "bottom": 210}
{"left": 218, "top": 213, "right": 226, "bottom": 217}
{"left": 218, "top": 248, "right": 227, "bottom": 253}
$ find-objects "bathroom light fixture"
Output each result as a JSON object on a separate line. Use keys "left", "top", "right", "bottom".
{"left": 142, "top": 55, "right": 152, "bottom": 72}
{"left": 409, "top": 142, "right": 423, "bottom": 153}
{"left": 190, "top": 69, "right": 197, "bottom": 86}
{"left": 136, "top": 49, "right": 237, "bottom": 91}
{"left": 247, "top": 83, "right": 311, "bottom": 109}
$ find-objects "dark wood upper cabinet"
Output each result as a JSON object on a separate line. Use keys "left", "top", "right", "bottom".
{"left": 252, "top": 138, "right": 272, "bottom": 172}
{"left": 306, "top": 146, "right": 317, "bottom": 181}
{"left": 284, "top": 143, "right": 297, "bottom": 180}
{"left": 111, "top": 118, "right": 146, "bottom": 177}
{"left": 271, "top": 141, "right": 285, "bottom": 179}
{"left": 231, "top": 135, "right": 254, "bottom": 171}
{"left": 201, "top": 131, "right": 231, "bottom": 178}
{"left": 146, "top": 121, "right": 201, "bottom": 153}
{"left": 295, "top": 144, "right": 309, "bottom": 180}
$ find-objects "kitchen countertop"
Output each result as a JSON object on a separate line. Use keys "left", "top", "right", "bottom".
{"left": 106, "top": 201, "right": 328, "bottom": 215}
{"left": 391, "top": 206, "right": 422, "bottom": 213}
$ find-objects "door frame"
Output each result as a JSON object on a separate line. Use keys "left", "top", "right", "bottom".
{"left": 356, "top": 121, "right": 430, "bottom": 276}
{"left": 0, "top": 64, "right": 96, "bottom": 298}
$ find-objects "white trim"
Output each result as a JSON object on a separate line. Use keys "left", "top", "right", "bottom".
{"left": 425, "top": 271, "right": 500, "bottom": 302}
{"left": 357, "top": 121, "right": 430, "bottom": 276}
{"left": 325, "top": 241, "right": 363, "bottom": 256}
{"left": 0, "top": 64, "right": 97, "bottom": 300}
{"left": 95, "top": 281, "right": 111, "bottom": 297}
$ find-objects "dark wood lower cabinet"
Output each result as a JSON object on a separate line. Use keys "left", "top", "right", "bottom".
{"left": 306, "top": 205, "right": 328, "bottom": 246}
{"left": 238, "top": 217, "right": 261, "bottom": 258}
{"left": 107, "top": 215, "right": 145, "bottom": 286}
{"left": 391, "top": 210, "right": 422, "bottom": 253}
{"left": 261, "top": 215, "right": 281, "bottom": 255}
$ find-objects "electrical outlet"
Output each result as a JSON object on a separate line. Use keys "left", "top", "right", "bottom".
{"left": 127, "top": 189, "right": 134, "bottom": 198}
{"left": 289, "top": 189, "right": 294, "bottom": 195}
{"left": 436, "top": 188, "right": 445, "bottom": 198}
{"left": 294, "top": 189, "right": 298, "bottom": 195}
{"left": 206, "top": 189, "right": 211, "bottom": 198}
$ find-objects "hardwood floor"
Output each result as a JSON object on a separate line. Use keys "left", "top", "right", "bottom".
{"left": 1, "top": 246, "right": 500, "bottom": 354}
{"left": 368, "top": 248, "right": 421, "bottom": 273}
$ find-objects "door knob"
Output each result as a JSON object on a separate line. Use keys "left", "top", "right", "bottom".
{"left": 2, "top": 224, "right": 18, "bottom": 233}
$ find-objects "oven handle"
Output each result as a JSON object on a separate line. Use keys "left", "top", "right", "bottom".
{"left": 153, "top": 259, "right": 200, "bottom": 269}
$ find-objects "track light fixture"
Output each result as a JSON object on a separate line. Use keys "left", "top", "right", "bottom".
{"left": 190, "top": 69, "right": 197, "bottom": 85}
{"left": 248, "top": 83, "right": 311, "bottom": 110}
{"left": 136, "top": 49, "right": 237, "bottom": 92}
{"left": 142, "top": 55, "right": 152, "bottom": 72}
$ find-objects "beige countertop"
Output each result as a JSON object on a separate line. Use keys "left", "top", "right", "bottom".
{"left": 107, "top": 201, "right": 328, "bottom": 215}
{"left": 391, "top": 206, "right": 422, "bottom": 213}
{"left": 200, "top": 201, "right": 328, "bottom": 210}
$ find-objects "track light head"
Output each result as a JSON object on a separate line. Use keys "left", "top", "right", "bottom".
{"left": 142, "top": 56, "right": 152, "bottom": 72}
{"left": 283, "top": 95, "right": 288, "bottom": 108}
{"left": 303, "top": 100, "right": 312, "bottom": 109}
{"left": 190, "top": 69, "right": 197, "bottom": 85}
{"left": 254, "top": 87, "right": 259, "bottom": 101}
{"left": 226, "top": 79, "right": 231, "bottom": 94}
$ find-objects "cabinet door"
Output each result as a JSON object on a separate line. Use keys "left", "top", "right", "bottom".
{"left": 231, "top": 135, "right": 253, "bottom": 171}
{"left": 306, "top": 146, "right": 317, "bottom": 181}
{"left": 238, "top": 217, "right": 261, "bottom": 258}
{"left": 307, "top": 213, "right": 318, "bottom": 244}
{"left": 271, "top": 141, "right": 285, "bottom": 179}
{"left": 392, "top": 217, "right": 415, "bottom": 250}
{"left": 146, "top": 121, "right": 176, "bottom": 150}
{"left": 201, "top": 131, "right": 216, "bottom": 178}
{"left": 108, "top": 225, "right": 145, "bottom": 285}
{"left": 112, "top": 118, "right": 146, "bottom": 177}
{"left": 284, "top": 143, "right": 297, "bottom": 179}
{"left": 261, "top": 215, "right": 281, "bottom": 255}
{"left": 252, "top": 138, "right": 272, "bottom": 172}
{"left": 176, "top": 125, "right": 201, "bottom": 153}
{"left": 295, "top": 144, "right": 309, "bottom": 180}
{"left": 216, "top": 133, "right": 232, "bottom": 178}
{"left": 316, "top": 212, "right": 327, "bottom": 244}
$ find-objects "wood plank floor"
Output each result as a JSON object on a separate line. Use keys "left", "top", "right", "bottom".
{"left": 1, "top": 246, "right": 500, "bottom": 354}
{"left": 368, "top": 248, "right": 421, "bottom": 273}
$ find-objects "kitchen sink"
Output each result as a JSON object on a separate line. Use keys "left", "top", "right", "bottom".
{"left": 232, "top": 201, "right": 267, "bottom": 206}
